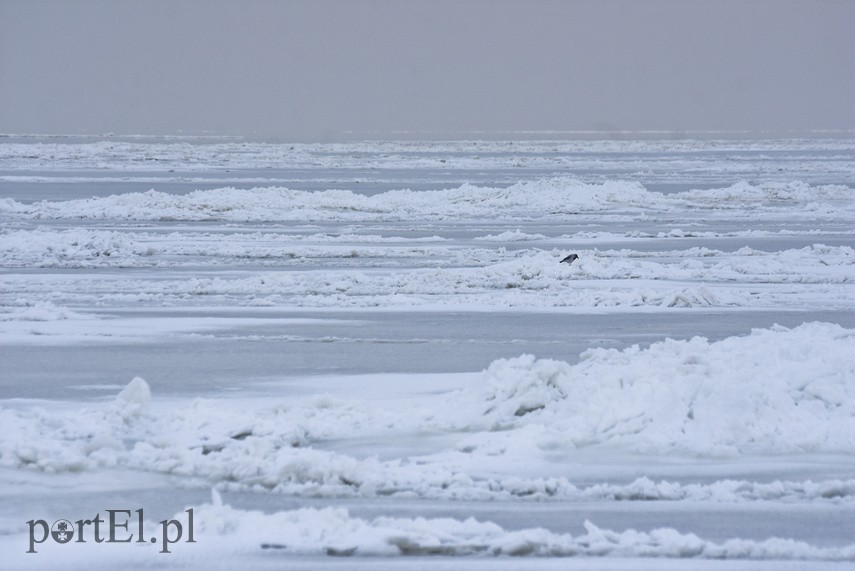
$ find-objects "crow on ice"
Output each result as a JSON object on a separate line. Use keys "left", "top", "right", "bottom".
{"left": 560, "top": 253, "right": 579, "bottom": 265}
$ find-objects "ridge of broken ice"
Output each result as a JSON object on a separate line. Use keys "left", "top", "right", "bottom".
{"left": 3, "top": 242, "right": 850, "bottom": 315}
{"left": 1, "top": 323, "right": 853, "bottom": 496}
{"left": 1, "top": 178, "right": 850, "bottom": 222}
{"left": 2, "top": 138, "right": 853, "bottom": 171}
{"left": 450, "top": 321, "right": 855, "bottom": 456}
{"left": 177, "top": 503, "right": 855, "bottom": 560}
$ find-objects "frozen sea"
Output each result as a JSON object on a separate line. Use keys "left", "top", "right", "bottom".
{"left": 0, "top": 136, "right": 854, "bottom": 569}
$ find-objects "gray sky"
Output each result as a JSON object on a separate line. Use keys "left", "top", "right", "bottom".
{"left": 1, "top": 0, "right": 853, "bottom": 140}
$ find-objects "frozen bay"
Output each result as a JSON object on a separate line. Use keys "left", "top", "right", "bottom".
{"left": 0, "top": 137, "right": 854, "bottom": 568}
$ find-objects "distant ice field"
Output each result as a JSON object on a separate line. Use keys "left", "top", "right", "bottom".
{"left": 1, "top": 138, "right": 853, "bottom": 204}
{"left": 0, "top": 138, "right": 853, "bottom": 569}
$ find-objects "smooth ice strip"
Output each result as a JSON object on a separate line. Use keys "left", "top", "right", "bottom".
{"left": 0, "top": 308, "right": 353, "bottom": 345}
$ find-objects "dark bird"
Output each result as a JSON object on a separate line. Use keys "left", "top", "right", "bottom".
{"left": 560, "top": 253, "right": 579, "bottom": 265}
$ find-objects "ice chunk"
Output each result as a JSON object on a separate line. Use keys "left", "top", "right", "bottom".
{"left": 113, "top": 377, "right": 151, "bottom": 421}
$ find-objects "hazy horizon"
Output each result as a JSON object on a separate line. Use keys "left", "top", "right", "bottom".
{"left": 2, "top": 0, "right": 853, "bottom": 141}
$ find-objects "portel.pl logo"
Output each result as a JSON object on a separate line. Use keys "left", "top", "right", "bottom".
{"left": 27, "top": 509, "right": 195, "bottom": 554}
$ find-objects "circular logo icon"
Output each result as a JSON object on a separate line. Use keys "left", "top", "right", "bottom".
{"left": 51, "top": 520, "right": 75, "bottom": 544}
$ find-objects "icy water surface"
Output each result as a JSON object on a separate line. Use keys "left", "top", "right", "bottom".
{"left": 0, "top": 137, "right": 854, "bottom": 569}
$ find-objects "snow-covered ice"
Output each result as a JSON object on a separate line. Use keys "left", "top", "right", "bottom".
{"left": 2, "top": 323, "right": 854, "bottom": 494}
{"left": 1, "top": 137, "right": 853, "bottom": 569}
